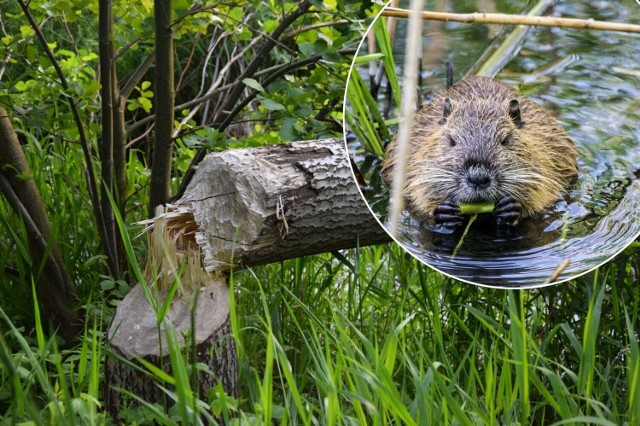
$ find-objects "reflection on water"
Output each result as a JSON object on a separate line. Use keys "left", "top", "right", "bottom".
{"left": 352, "top": 0, "right": 640, "bottom": 287}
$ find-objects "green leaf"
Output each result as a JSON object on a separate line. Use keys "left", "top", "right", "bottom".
{"left": 234, "top": 27, "right": 252, "bottom": 41}
{"left": 322, "top": 49, "right": 342, "bottom": 63}
{"left": 279, "top": 117, "right": 298, "bottom": 141}
{"left": 243, "top": 78, "right": 265, "bottom": 93}
{"left": 82, "top": 80, "right": 101, "bottom": 96}
{"left": 127, "top": 99, "right": 139, "bottom": 112}
{"left": 137, "top": 97, "right": 152, "bottom": 113}
{"left": 354, "top": 53, "right": 384, "bottom": 64}
{"left": 263, "top": 20, "right": 278, "bottom": 33}
{"left": 260, "top": 98, "right": 285, "bottom": 111}
{"left": 323, "top": 0, "right": 337, "bottom": 10}
{"left": 100, "top": 280, "right": 115, "bottom": 291}
{"left": 20, "top": 26, "right": 35, "bottom": 38}
{"left": 15, "top": 81, "right": 30, "bottom": 92}
{"left": 26, "top": 46, "right": 38, "bottom": 63}
{"left": 299, "top": 40, "right": 328, "bottom": 56}
{"left": 228, "top": 7, "right": 243, "bottom": 22}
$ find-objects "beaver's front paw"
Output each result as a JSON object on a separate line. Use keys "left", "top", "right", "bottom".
{"left": 494, "top": 195, "right": 522, "bottom": 227}
{"left": 434, "top": 201, "right": 464, "bottom": 229}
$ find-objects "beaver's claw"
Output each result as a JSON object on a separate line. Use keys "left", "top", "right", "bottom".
{"left": 494, "top": 195, "right": 522, "bottom": 226}
{"left": 434, "top": 201, "right": 464, "bottom": 228}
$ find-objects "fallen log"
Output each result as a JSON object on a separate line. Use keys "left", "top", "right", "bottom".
{"left": 104, "top": 138, "right": 391, "bottom": 417}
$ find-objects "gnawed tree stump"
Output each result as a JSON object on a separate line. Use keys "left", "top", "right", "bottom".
{"left": 104, "top": 138, "right": 390, "bottom": 417}
{"left": 104, "top": 276, "right": 236, "bottom": 418}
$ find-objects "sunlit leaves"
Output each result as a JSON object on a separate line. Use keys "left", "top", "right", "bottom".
{"left": 127, "top": 81, "right": 154, "bottom": 113}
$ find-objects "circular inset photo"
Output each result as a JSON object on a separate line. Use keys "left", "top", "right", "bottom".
{"left": 343, "top": 1, "right": 640, "bottom": 288}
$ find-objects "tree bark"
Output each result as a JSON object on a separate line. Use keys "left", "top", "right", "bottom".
{"left": 99, "top": 0, "right": 121, "bottom": 277}
{"left": 0, "top": 108, "right": 80, "bottom": 341}
{"left": 104, "top": 138, "right": 391, "bottom": 417}
{"left": 149, "top": 0, "right": 175, "bottom": 215}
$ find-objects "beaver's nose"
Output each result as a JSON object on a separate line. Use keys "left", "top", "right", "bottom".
{"left": 467, "top": 169, "right": 492, "bottom": 189}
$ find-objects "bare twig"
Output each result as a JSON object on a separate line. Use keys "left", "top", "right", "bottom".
{"left": 176, "top": 32, "right": 202, "bottom": 93}
{"left": 127, "top": 34, "right": 262, "bottom": 136}
{"left": 281, "top": 19, "right": 354, "bottom": 39}
{"left": 544, "top": 259, "right": 571, "bottom": 285}
{"left": 381, "top": 8, "right": 640, "bottom": 34}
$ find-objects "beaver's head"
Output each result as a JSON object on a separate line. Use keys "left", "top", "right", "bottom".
{"left": 436, "top": 97, "right": 524, "bottom": 204}
{"left": 407, "top": 95, "right": 558, "bottom": 216}
{"left": 396, "top": 77, "right": 577, "bottom": 220}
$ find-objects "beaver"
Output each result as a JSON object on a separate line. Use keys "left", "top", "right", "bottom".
{"left": 382, "top": 76, "right": 577, "bottom": 228}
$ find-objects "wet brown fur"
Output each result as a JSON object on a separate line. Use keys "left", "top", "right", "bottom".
{"left": 382, "top": 77, "right": 577, "bottom": 219}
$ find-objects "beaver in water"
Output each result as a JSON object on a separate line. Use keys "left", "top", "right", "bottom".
{"left": 382, "top": 76, "right": 577, "bottom": 228}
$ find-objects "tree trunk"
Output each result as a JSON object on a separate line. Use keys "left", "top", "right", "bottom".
{"left": 149, "top": 0, "right": 175, "bottom": 215}
{"left": 104, "top": 138, "right": 391, "bottom": 417}
{"left": 98, "top": 0, "right": 121, "bottom": 277}
{"left": 0, "top": 108, "right": 80, "bottom": 341}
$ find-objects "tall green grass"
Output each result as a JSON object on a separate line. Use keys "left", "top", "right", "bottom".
{"left": 0, "top": 292, "right": 106, "bottom": 425}
{"left": 1, "top": 229, "right": 638, "bottom": 424}
{"left": 227, "top": 245, "right": 640, "bottom": 425}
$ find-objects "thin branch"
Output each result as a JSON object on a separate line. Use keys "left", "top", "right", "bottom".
{"left": 127, "top": 123, "right": 154, "bottom": 149}
{"left": 149, "top": 0, "right": 176, "bottom": 213}
{"left": 281, "top": 19, "right": 354, "bottom": 40}
{"left": 175, "top": 31, "right": 233, "bottom": 132}
{"left": 213, "top": 54, "right": 326, "bottom": 130}
{"left": 544, "top": 259, "right": 571, "bottom": 284}
{"left": 120, "top": 51, "right": 155, "bottom": 101}
{"left": 381, "top": 8, "right": 640, "bottom": 33}
{"left": 0, "top": 172, "right": 49, "bottom": 261}
{"left": 99, "top": 0, "right": 120, "bottom": 276}
{"left": 176, "top": 33, "right": 202, "bottom": 93}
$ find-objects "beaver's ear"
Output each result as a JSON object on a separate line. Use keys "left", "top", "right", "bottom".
{"left": 439, "top": 98, "right": 452, "bottom": 125}
{"left": 508, "top": 99, "right": 523, "bottom": 128}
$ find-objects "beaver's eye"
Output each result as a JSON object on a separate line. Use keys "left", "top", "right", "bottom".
{"left": 449, "top": 137, "right": 456, "bottom": 147}
{"left": 500, "top": 136, "right": 509, "bottom": 146}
